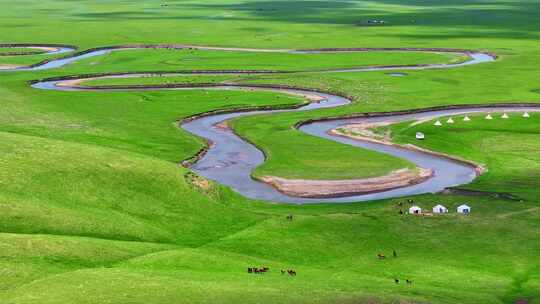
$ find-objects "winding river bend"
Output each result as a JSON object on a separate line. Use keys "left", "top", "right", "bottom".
{"left": 6, "top": 45, "right": 539, "bottom": 203}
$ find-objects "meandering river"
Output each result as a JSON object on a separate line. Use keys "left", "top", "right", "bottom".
{"left": 6, "top": 44, "right": 538, "bottom": 203}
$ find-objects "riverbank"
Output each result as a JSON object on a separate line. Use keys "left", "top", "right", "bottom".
{"left": 259, "top": 168, "right": 433, "bottom": 198}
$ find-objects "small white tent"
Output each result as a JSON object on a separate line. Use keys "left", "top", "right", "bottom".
{"left": 463, "top": 116, "right": 471, "bottom": 121}
{"left": 485, "top": 114, "right": 493, "bottom": 120}
{"left": 416, "top": 132, "right": 425, "bottom": 140}
{"left": 434, "top": 120, "right": 442, "bottom": 126}
{"left": 523, "top": 112, "right": 530, "bottom": 118}
{"left": 409, "top": 206, "right": 422, "bottom": 214}
{"left": 457, "top": 204, "right": 471, "bottom": 214}
{"left": 432, "top": 204, "right": 448, "bottom": 214}
{"left": 501, "top": 113, "right": 509, "bottom": 119}
{"left": 447, "top": 118, "right": 454, "bottom": 124}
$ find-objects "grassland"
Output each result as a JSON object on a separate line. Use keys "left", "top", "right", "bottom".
{"left": 386, "top": 113, "right": 540, "bottom": 199}
{"left": 57, "top": 48, "right": 465, "bottom": 72}
{"left": 230, "top": 112, "right": 415, "bottom": 180}
{"left": 0, "top": 0, "right": 539, "bottom": 303}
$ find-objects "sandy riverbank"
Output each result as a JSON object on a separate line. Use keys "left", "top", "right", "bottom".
{"left": 259, "top": 168, "right": 433, "bottom": 198}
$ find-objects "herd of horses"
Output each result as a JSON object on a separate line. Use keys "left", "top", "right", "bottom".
{"left": 247, "top": 266, "right": 270, "bottom": 274}
{"left": 245, "top": 216, "right": 297, "bottom": 276}
{"left": 395, "top": 278, "right": 414, "bottom": 285}
{"left": 247, "top": 267, "right": 297, "bottom": 276}
{"left": 378, "top": 250, "right": 414, "bottom": 284}
{"left": 247, "top": 213, "right": 411, "bottom": 283}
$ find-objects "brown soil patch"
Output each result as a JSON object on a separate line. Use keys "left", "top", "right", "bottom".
{"left": 287, "top": 91, "right": 326, "bottom": 103}
{"left": 56, "top": 78, "right": 95, "bottom": 87}
{"left": 29, "top": 46, "right": 60, "bottom": 52}
{"left": 0, "top": 64, "right": 22, "bottom": 70}
{"left": 334, "top": 121, "right": 393, "bottom": 143}
{"left": 259, "top": 168, "right": 433, "bottom": 198}
{"left": 214, "top": 121, "right": 230, "bottom": 130}
{"left": 184, "top": 172, "right": 212, "bottom": 192}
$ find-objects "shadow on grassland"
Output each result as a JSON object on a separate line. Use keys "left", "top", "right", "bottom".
{"left": 66, "top": 0, "right": 540, "bottom": 39}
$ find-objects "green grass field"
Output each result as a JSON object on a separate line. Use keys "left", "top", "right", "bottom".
{"left": 0, "top": 0, "right": 539, "bottom": 303}
{"left": 387, "top": 113, "right": 540, "bottom": 199}
{"left": 62, "top": 49, "right": 466, "bottom": 72}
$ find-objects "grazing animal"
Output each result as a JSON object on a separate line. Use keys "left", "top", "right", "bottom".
{"left": 394, "top": 278, "right": 400, "bottom": 284}
{"left": 377, "top": 253, "right": 386, "bottom": 259}
{"left": 286, "top": 214, "right": 294, "bottom": 221}
{"left": 393, "top": 250, "right": 398, "bottom": 258}
{"left": 248, "top": 266, "right": 269, "bottom": 274}
{"left": 397, "top": 202, "right": 403, "bottom": 207}
{"left": 399, "top": 210, "right": 404, "bottom": 215}
{"left": 288, "top": 270, "right": 297, "bottom": 276}
{"left": 406, "top": 279, "right": 413, "bottom": 285}
{"left": 281, "top": 270, "right": 286, "bottom": 275}
{"left": 407, "top": 199, "right": 414, "bottom": 204}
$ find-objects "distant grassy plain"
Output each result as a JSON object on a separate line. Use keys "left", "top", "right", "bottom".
{"left": 0, "top": 0, "right": 539, "bottom": 303}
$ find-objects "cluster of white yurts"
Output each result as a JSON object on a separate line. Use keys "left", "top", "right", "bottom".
{"left": 408, "top": 204, "right": 471, "bottom": 215}
{"left": 416, "top": 112, "right": 531, "bottom": 140}
{"left": 433, "top": 112, "right": 530, "bottom": 127}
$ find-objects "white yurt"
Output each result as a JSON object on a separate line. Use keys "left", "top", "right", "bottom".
{"left": 447, "top": 118, "right": 454, "bottom": 124}
{"left": 434, "top": 120, "right": 442, "bottom": 126}
{"left": 463, "top": 116, "right": 471, "bottom": 121}
{"left": 416, "top": 132, "right": 425, "bottom": 140}
{"left": 501, "top": 113, "right": 509, "bottom": 119}
{"left": 485, "top": 114, "right": 493, "bottom": 120}
{"left": 457, "top": 204, "right": 471, "bottom": 214}
{"left": 432, "top": 204, "right": 448, "bottom": 214}
{"left": 523, "top": 112, "right": 530, "bottom": 118}
{"left": 409, "top": 206, "right": 422, "bottom": 214}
